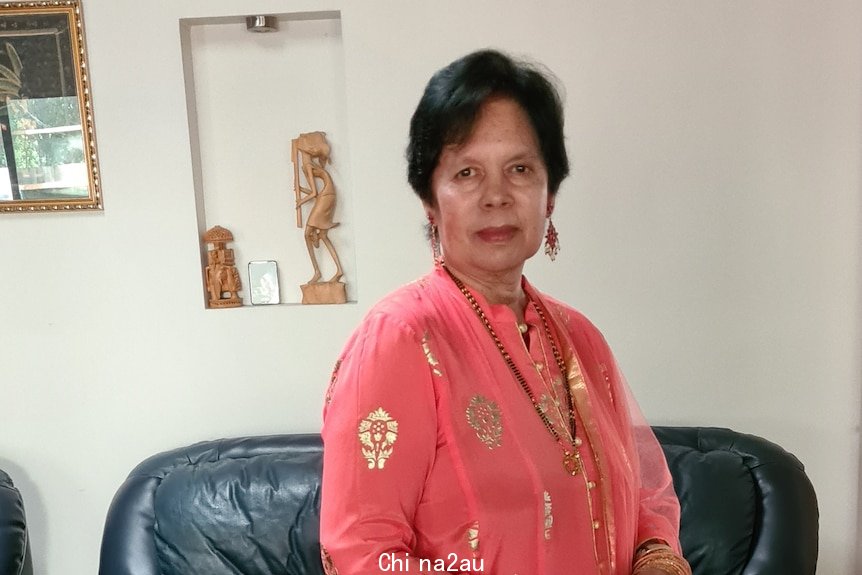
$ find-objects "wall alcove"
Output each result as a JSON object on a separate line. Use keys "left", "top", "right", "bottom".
{"left": 180, "top": 11, "right": 355, "bottom": 308}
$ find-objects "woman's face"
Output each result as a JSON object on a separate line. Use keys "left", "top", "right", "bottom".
{"left": 426, "top": 97, "right": 552, "bottom": 283}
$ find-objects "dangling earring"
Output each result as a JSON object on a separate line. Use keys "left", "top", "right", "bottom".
{"left": 429, "top": 217, "right": 443, "bottom": 265}
{"left": 544, "top": 217, "right": 559, "bottom": 261}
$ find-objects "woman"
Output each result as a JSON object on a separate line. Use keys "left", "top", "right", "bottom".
{"left": 320, "top": 49, "right": 691, "bottom": 575}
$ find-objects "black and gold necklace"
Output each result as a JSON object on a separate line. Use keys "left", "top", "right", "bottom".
{"left": 443, "top": 265, "right": 581, "bottom": 476}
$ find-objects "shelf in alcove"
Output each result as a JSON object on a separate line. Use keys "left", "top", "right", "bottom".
{"left": 181, "top": 10, "right": 355, "bottom": 308}
{"left": 206, "top": 301, "right": 359, "bottom": 311}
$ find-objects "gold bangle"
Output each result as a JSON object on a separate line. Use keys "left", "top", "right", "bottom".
{"left": 632, "top": 557, "right": 691, "bottom": 575}
{"left": 634, "top": 542, "right": 673, "bottom": 560}
{"left": 636, "top": 537, "right": 671, "bottom": 552}
{"left": 632, "top": 550, "right": 691, "bottom": 575}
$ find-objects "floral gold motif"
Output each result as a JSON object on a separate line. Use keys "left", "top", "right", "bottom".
{"left": 325, "top": 359, "right": 342, "bottom": 405}
{"left": 422, "top": 331, "right": 444, "bottom": 377}
{"left": 466, "top": 520, "right": 480, "bottom": 554}
{"left": 543, "top": 490, "right": 553, "bottom": 540}
{"left": 358, "top": 407, "right": 399, "bottom": 469}
{"left": 466, "top": 395, "right": 502, "bottom": 449}
{"left": 320, "top": 546, "right": 339, "bottom": 575}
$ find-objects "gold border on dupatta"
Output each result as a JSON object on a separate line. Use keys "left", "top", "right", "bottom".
{"left": 534, "top": 295, "right": 618, "bottom": 574}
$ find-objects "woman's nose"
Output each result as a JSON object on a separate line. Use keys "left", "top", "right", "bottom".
{"left": 480, "top": 171, "right": 513, "bottom": 208}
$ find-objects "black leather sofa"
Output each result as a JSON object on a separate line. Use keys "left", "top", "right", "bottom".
{"left": 0, "top": 470, "right": 31, "bottom": 575}
{"left": 98, "top": 427, "right": 818, "bottom": 575}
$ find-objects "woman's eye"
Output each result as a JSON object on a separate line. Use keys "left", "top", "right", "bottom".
{"left": 457, "top": 168, "right": 474, "bottom": 178}
{"left": 512, "top": 164, "right": 529, "bottom": 174}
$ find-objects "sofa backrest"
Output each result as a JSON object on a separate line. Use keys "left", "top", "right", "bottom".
{"left": 0, "top": 469, "right": 31, "bottom": 575}
{"left": 99, "top": 435, "right": 324, "bottom": 575}
{"left": 654, "top": 427, "right": 818, "bottom": 575}
{"left": 99, "top": 427, "right": 818, "bottom": 575}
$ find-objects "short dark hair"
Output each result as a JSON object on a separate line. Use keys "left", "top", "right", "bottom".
{"left": 406, "top": 49, "right": 570, "bottom": 204}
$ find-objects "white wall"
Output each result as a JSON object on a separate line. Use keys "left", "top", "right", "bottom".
{"left": 0, "top": 1, "right": 858, "bottom": 574}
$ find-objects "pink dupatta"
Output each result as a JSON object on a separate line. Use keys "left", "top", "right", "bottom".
{"left": 533, "top": 286, "right": 683, "bottom": 573}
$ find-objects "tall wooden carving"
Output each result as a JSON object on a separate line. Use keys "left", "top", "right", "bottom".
{"left": 292, "top": 131, "right": 347, "bottom": 304}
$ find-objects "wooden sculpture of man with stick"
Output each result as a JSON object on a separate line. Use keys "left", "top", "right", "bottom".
{"left": 292, "top": 131, "right": 347, "bottom": 304}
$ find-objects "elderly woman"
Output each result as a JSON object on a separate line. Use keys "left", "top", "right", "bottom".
{"left": 320, "top": 49, "right": 691, "bottom": 575}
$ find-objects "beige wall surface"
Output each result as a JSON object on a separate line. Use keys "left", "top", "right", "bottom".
{"left": 0, "top": 1, "right": 859, "bottom": 574}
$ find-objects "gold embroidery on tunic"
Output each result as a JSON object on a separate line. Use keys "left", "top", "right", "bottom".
{"left": 325, "top": 359, "right": 342, "bottom": 405}
{"left": 358, "top": 407, "right": 398, "bottom": 469}
{"left": 421, "top": 330, "right": 444, "bottom": 377}
{"left": 466, "top": 520, "right": 480, "bottom": 554}
{"left": 598, "top": 362, "right": 614, "bottom": 405}
{"left": 466, "top": 395, "right": 502, "bottom": 449}
{"left": 320, "top": 546, "right": 339, "bottom": 575}
{"left": 543, "top": 490, "right": 553, "bottom": 540}
{"left": 565, "top": 343, "right": 616, "bottom": 571}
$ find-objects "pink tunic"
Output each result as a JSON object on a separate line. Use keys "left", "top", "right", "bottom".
{"left": 320, "top": 267, "right": 681, "bottom": 575}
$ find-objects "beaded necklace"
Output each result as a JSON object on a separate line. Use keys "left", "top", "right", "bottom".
{"left": 443, "top": 265, "right": 581, "bottom": 476}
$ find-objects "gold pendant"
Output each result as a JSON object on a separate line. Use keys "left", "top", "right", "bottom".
{"left": 563, "top": 451, "right": 580, "bottom": 476}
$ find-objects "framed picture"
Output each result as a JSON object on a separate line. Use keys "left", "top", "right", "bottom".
{"left": 248, "top": 260, "right": 280, "bottom": 305}
{"left": 0, "top": 0, "right": 102, "bottom": 213}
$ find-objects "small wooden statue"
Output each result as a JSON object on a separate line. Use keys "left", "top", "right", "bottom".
{"left": 292, "top": 131, "right": 347, "bottom": 304}
{"left": 203, "top": 225, "right": 242, "bottom": 308}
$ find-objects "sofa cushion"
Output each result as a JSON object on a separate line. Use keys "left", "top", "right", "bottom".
{"left": 154, "top": 451, "right": 321, "bottom": 575}
{"left": 654, "top": 426, "right": 818, "bottom": 575}
{"left": 99, "top": 435, "right": 324, "bottom": 575}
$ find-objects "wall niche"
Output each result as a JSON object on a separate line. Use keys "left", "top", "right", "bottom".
{"left": 180, "top": 11, "right": 354, "bottom": 308}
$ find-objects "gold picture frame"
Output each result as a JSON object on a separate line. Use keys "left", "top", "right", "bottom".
{"left": 0, "top": 0, "right": 101, "bottom": 213}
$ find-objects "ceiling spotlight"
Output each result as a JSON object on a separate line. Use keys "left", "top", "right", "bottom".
{"left": 246, "top": 15, "right": 278, "bottom": 32}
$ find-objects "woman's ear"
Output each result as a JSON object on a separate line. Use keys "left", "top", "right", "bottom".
{"left": 423, "top": 202, "right": 436, "bottom": 224}
{"left": 546, "top": 195, "right": 555, "bottom": 218}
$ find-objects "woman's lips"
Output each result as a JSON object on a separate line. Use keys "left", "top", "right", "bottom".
{"left": 476, "top": 225, "right": 518, "bottom": 243}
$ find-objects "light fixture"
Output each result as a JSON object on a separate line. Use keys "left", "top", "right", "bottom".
{"left": 246, "top": 15, "right": 278, "bottom": 33}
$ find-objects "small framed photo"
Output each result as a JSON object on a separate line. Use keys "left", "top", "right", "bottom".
{"left": 248, "top": 260, "right": 280, "bottom": 305}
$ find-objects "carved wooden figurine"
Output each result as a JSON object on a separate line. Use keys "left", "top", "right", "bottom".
{"left": 203, "top": 225, "right": 242, "bottom": 308}
{"left": 292, "top": 131, "right": 347, "bottom": 304}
